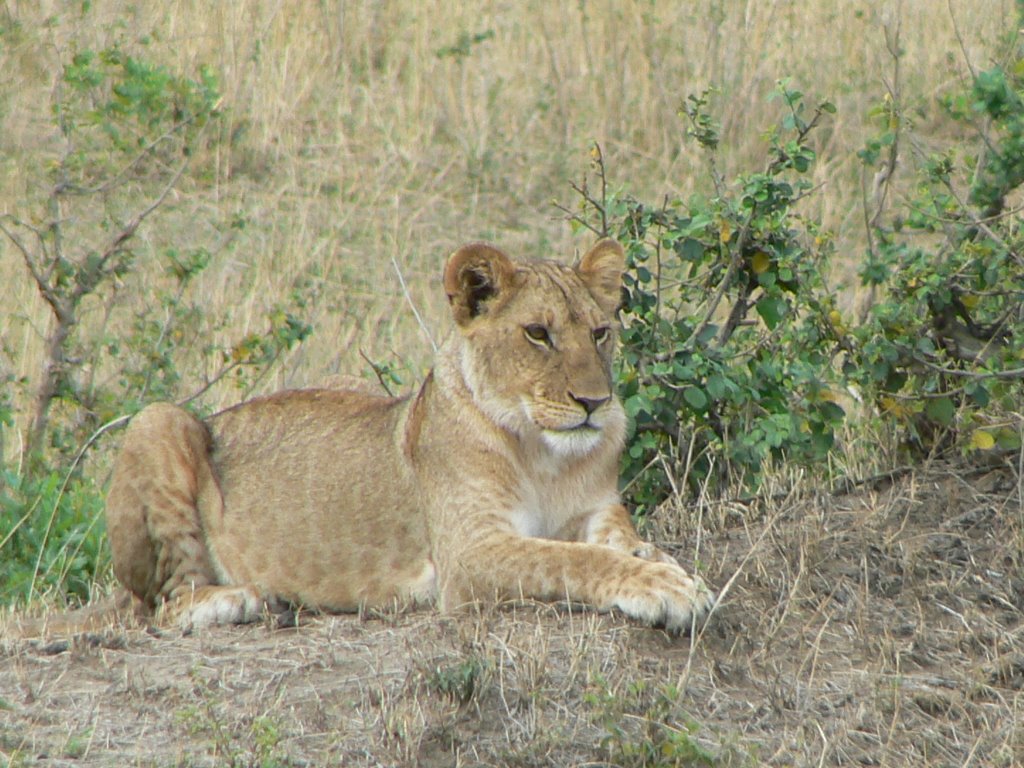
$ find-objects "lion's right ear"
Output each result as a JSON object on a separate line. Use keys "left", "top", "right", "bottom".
{"left": 443, "top": 243, "right": 516, "bottom": 327}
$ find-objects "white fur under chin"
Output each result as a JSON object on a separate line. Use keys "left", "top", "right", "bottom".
{"left": 540, "top": 427, "right": 604, "bottom": 457}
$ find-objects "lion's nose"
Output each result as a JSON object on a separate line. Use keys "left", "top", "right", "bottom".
{"left": 570, "top": 393, "right": 610, "bottom": 415}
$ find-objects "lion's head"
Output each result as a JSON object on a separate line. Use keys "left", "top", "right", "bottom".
{"left": 443, "top": 239, "right": 627, "bottom": 458}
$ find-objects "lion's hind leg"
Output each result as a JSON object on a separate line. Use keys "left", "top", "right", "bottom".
{"left": 106, "top": 403, "right": 225, "bottom": 617}
{"left": 108, "top": 404, "right": 282, "bottom": 631}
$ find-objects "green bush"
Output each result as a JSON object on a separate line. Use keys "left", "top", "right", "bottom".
{"left": 568, "top": 29, "right": 1023, "bottom": 513}
{"left": 567, "top": 85, "right": 844, "bottom": 511}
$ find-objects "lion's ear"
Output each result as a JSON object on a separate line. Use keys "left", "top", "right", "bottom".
{"left": 577, "top": 238, "right": 625, "bottom": 315}
{"left": 443, "top": 243, "right": 517, "bottom": 327}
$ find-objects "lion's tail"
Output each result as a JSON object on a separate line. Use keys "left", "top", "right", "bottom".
{"left": 2, "top": 589, "right": 144, "bottom": 640}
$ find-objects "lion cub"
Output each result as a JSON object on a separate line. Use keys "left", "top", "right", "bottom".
{"left": 106, "top": 239, "right": 714, "bottom": 632}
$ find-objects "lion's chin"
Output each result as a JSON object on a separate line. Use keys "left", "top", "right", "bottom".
{"left": 540, "top": 426, "right": 604, "bottom": 457}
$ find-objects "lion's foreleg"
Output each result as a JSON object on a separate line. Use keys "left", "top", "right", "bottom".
{"left": 439, "top": 533, "right": 714, "bottom": 634}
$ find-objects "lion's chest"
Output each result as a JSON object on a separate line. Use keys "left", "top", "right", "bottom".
{"left": 508, "top": 466, "right": 613, "bottom": 541}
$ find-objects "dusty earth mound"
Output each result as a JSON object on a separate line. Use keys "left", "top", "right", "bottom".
{"left": 2, "top": 462, "right": 1022, "bottom": 766}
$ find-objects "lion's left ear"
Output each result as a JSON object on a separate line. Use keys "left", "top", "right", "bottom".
{"left": 443, "top": 242, "right": 517, "bottom": 327}
{"left": 577, "top": 238, "right": 625, "bottom": 315}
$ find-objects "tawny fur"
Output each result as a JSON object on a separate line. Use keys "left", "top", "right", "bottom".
{"left": 105, "top": 240, "right": 715, "bottom": 632}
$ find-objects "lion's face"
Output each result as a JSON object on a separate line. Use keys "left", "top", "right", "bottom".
{"left": 444, "top": 240, "right": 627, "bottom": 458}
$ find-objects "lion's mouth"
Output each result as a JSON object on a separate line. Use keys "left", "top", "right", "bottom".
{"left": 553, "top": 419, "right": 601, "bottom": 433}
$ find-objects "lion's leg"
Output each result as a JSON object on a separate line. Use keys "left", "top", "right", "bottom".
{"left": 582, "top": 503, "right": 679, "bottom": 565}
{"left": 437, "top": 532, "right": 715, "bottom": 635}
{"left": 106, "top": 403, "right": 269, "bottom": 628}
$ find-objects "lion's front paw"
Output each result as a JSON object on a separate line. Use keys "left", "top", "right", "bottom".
{"left": 610, "top": 562, "right": 715, "bottom": 635}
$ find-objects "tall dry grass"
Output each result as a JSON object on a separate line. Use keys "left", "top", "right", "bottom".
{"left": 0, "top": 0, "right": 1015, "bottom": 465}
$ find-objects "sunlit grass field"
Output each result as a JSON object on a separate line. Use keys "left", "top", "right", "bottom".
{"left": 0, "top": 0, "right": 1014, "bottom": 462}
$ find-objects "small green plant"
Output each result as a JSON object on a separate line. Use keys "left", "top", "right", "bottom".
{"left": 568, "top": 29, "right": 1024, "bottom": 513}
{"left": 436, "top": 29, "right": 495, "bottom": 60}
{"left": 584, "top": 677, "right": 745, "bottom": 767}
{"left": 565, "top": 85, "right": 843, "bottom": 510}
{"left": 175, "top": 672, "right": 292, "bottom": 768}
{"left": 61, "top": 729, "right": 91, "bottom": 760}
{"left": 1, "top": 35, "right": 222, "bottom": 461}
{"left": 427, "top": 655, "right": 488, "bottom": 706}
{"left": 0, "top": 468, "right": 108, "bottom": 605}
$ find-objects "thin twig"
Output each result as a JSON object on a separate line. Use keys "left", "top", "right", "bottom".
{"left": 947, "top": 0, "right": 978, "bottom": 81}
{"left": 860, "top": 12, "right": 903, "bottom": 322}
{"left": 687, "top": 252, "right": 741, "bottom": 348}
{"left": 391, "top": 254, "right": 437, "bottom": 354}
{"left": 551, "top": 202, "right": 603, "bottom": 236}
{"left": 84, "top": 159, "right": 192, "bottom": 301}
{"left": 73, "top": 115, "right": 205, "bottom": 196}
{"left": 358, "top": 348, "right": 395, "bottom": 397}
{"left": 937, "top": 175, "right": 1023, "bottom": 268}
{"left": 177, "top": 361, "right": 245, "bottom": 407}
{"left": 913, "top": 355, "right": 1024, "bottom": 381}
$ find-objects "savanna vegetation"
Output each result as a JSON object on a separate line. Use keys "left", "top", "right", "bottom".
{"left": 2, "top": 2, "right": 1023, "bottom": 766}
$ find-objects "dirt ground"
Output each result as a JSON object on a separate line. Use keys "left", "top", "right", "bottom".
{"left": 2, "top": 460, "right": 1023, "bottom": 767}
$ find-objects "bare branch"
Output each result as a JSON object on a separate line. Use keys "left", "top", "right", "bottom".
{"left": 82, "top": 157, "right": 192, "bottom": 301}
{"left": 946, "top": 0, "right": 978, "bottom": 81}
{"left": 937, "top": 175, "right": 1024, "bottom": 268}
{"left": 688, "top": 250, "right": 741, "bottom": 348}
{"left": 859, "top": 9, "right": 904, "bottom": 323}
{"left": 66, "top": 115, "right": 203, "bottom": 197}
{"left": 552, "top": 202, "right": 603, "bottom": 236}
{"left": 568, "top": 180, "right": 609, "bottom": 235}
{"left": 177, "top": 361, "right": 244, "bottom": 407}
{"left": 0, "top": 218, "right": 68, "bottom": 323}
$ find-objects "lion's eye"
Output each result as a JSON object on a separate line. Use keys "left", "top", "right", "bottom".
{"left": 593, "top": 326, "right": 611, "bottom": 344}
{"left": 524, "top": 324, "right": 551, "bottom": 346}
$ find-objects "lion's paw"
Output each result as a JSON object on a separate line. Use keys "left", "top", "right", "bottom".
{"left": 611, "top": 562, "right": 715, "bottom": 635}
{"left": 167, "top": 585, "right": 274, "bottom": 632}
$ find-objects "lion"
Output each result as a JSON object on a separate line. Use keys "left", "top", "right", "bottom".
{"left": 105, "top": 239, "right": 715, "bottom": 633}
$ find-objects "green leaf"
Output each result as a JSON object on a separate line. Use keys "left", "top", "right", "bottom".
{"left": 705, "top": 374, "right": 727, "bottom": 400}
{"left": 755, "top": 296, "right": 787, "bottom": 329}
{"left": 683, "top": 386, "right": 708, "bottom": 412}
{"left": 925, "top": 396, "right": 955, "bottom": 426}
{"left": 678, "top": 237, "right": 704, "bottom": 263}
{"left": 966, "top": 382, "right": 990, "bottom": 407}
{"left": 623, "top": 395, "right": 644, "bottom": 419}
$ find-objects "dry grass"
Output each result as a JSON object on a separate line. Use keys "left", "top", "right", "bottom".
{"left": 0, "top": 1, "right": 1015, "bottom": 451}
{"left": 2, "top": 462, "right": 1022, "bottom": 766}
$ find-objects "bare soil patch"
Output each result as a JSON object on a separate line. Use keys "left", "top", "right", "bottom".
{"left": 2, "top": 462, "right": 1022, "bottom": 767}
